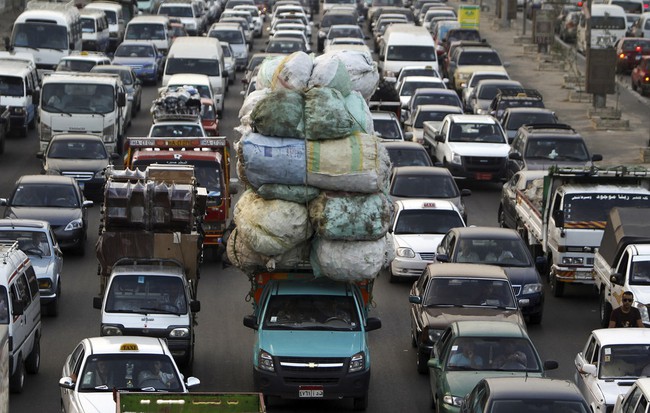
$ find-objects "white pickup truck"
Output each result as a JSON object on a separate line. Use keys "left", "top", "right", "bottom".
{"left": 594, "top": 207, "right": 650, "bottom": 327}
{"left": 513, "top": 166, "right": 650, "bottom": 297}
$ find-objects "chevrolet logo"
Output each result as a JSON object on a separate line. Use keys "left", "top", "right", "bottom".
{"left": 308, "top": 363, "right": 318, "bottom": 368}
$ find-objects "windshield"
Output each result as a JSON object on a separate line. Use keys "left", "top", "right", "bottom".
{"left": 412, "top": 93, "right": 460, "bottom": 109}
{"left": 149, "top": 123, "right": 204, "bottom": 137}
{"left": 453, "top": 237, "right": 531, "bottom": 267}
{"left": 209, "top": 30, "right": 244, "bottom": 44}
{"left": 400, "top": 81, "right": 443, "bottom": 97}
{"left": 446, "top": 29, "right": 481, "bottom": 43}
{"left": 165, "top": 58, "right": 220, "bottom": 76}
{"left": 386, "top": 147, "right": 433, "bottom": 167}
{"left": 159, "top": 5, "right": 194, "bottom": 16}
{"left": 478, "top": 84, "right": 522, "bottom": 100}
{"left": 449, "top": 122, "right": 506, "bottom": 143}
{"left": 13, "top": 23, "right": 68, "bottom": 49}
{"left": 469, "top": 73, "right": 509, "bottom": 87}
{"left": 11, "top": 184, "right": 79, "bottom": 208}
{"left": 424, "top": 278, "right": 516, "bottom": 308}
{"left": 106, "top": 274, "right": 187, "bottom": 314}
{"left": 134, "top": 160, "right": 222, "bottom": 194}
{"left": 599, "top": 344, "right": 650, "bottom": 379}
{"left": 0, "top": 75, "right": 24, "bottom": 97}
{"left": 458, "top": 50, "right": 502, "bottom": 66}
{"left": 373, "top": 118, "right": 402, "bottom": 140}
{"left": 394, "top": 209, "right": 463, "bottom": 234}
{"left": 630, "top": 259, "right": 650, "bottom": 285}
{"left": 387, "top": 45, "right": 436, "bottom": 61}
{"left": 414, "top": 109, "right": 457, "bottom": 128}
{"left": 81, "top": 17, "right": 97, "bottom": 33}
{"left": 610, "top": 0, "right": 642, "bottom": 13}
{"left": 524, "top": 138, "right": 589, "bottom": 161}
{"left": 505, "top": 112, "right": 556, "bottom": 130}
{"left": 321, "top": 14, "right": 357, "bottom": 28}
{"left": 103, "top": 10, "right": 117, "bottom": 24}
{"left": 42, "top": 83, "right": 115, "bottom": 114}
{"left": 392, "top": 174, "right": 459, "bottom": 198}
{"left": 591, "top": 15, "right": 626, "bottom": 29}
{"left": 125, "top": 24, "right": 166, "bottom": 40}
{"left": 263, "top": 295, "right": 361, "bottom": 331}
{"left": 563, "top": 193, "right": 650, "bottom": 223}
{"left": 166, "top": 84, "right": 211, "bottom": 99}
{"left": 78, "top": 354, "right": 182, "bottom": 392}
{"left": 328, "top": 26, "right": 363, "bottom": 39}
{"left": 0, "top": 286, "right": 8, "bottom": 324}
{"left": 445, "top": 337, "right": 540, "bottom": 372}
{"left": 115, "top": 43, "right": 155, "bottom": 57}
{"left": 47, "top": 138, "right": 108, "bottom": 160}
{"left": 0, "top": 230, "right": 52, "bottom": 257}
{"left": 490, "top": 400, "right": 588, "bottom": 413}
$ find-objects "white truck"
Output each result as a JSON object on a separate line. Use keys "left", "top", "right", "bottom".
{"left": 594, "top": 207, "right": 650, "bottom": 327}
{"left": 514, "top": 166, "right": 650, "bottom": 297}
{"left": 39, "top": 72, "right": 126, "bottom": 154}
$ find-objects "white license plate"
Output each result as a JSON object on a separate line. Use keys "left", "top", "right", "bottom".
{"left": 299, "top": 387, "right": 324, "bottom": 398}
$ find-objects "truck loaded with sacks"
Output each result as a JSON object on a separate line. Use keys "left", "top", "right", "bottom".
{"left": 226, "top": 50, "right": 385, "bottom": 411}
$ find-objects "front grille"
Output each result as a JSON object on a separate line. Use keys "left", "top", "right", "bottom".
{"left": 62, "top": 171, "right": 94, "bottom": 182}
{"left": 278, "top": 357, "right": 346, "bottom": 373}
{"left": 120, "top": 328, "right": 167, "bottom": 338}
{"left": 511, "top": 285, "right": 522, "bottom": 296}
{"left": 284, "top": 377, "right": 339, "bottom": 385}
{"left": 463, "top": 156, "right": 506, "bottom": 172}
{"left": 419, "top": 252, "right": 436, "bottom": 261}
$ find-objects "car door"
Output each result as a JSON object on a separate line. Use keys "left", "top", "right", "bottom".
{"left": 620, "top": 384, "right": 644, "bottom": 413}
{"left": 430, "top": 328, "right": 453, "bottom": 407}
{"left": 61, "top": 343, "right": 85, "bottom": 412}
{"left": 409, "top": 269, "right": 429, "bottom": 341}
{"left": 9, "top": 272, "right": 34, "bottom": 358}
{"left": 575, "top": 334, "right": 600, "bottom": 408}
{"left": 48, "top": 226, "right": 64, "bottom": 284}
{"left": 500, "top": 173, "right": 521, "bottom": 229}
{"left": 507, "top": 134, "right": 526, "bottom": 179}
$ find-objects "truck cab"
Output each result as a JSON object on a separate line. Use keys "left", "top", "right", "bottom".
{"left": 243, "top": 273, "right": 381, "bottom": 411}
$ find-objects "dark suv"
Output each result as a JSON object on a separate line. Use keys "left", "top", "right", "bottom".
{"left": 488, "top": 88, "right": 544, "bottom": 122}
{"left": 506, "top": 123, "right": 602, "bottom": 179}
{"left": 317, "top": 10, "right": 359, "bottom": 52}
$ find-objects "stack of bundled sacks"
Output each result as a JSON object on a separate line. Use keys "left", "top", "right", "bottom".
{"left": 227, "top": 50, "right": 394, "bottom": 282}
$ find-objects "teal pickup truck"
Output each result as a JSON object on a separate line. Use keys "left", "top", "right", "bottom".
{"left": 243, "top": 272, "right": 382, "bottom": 411}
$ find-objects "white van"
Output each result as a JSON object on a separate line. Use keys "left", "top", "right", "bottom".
{"left": 0, "top": 60, "right": 40, "bottom": 141}
{"left": 576, "top": 4, "right": 627, "bottom": 52}
{"left": 84, "top": 1, "right": 125, "bottom": 52}
{"left": 124, "top": 15, "right": 172, "bottom": 55}
{"left": 0, "top": 241, "right": 41, "bottom": 394}
{"left": 379, "top": 24, "right": 438, "bottom": 78}
{"left": 207, "top": 22, "right": 248, "bottom": 70}
{"left": 162, "top": 37, "right": 225, "bottom": 114}
{"left": 158, "top": 1, "right": 205, "bottom": 35}
{"left": 79, "top": 8, "right": 110, "bottom": 53}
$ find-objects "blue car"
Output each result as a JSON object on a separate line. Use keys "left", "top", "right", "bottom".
{"left": 111, "top": 41, "right": 164, "bottom": 84}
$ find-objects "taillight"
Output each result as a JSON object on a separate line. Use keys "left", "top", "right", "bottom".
{"left": 620, "top": 53, "right": 626, "bottom": 59}
{"left": 644, "top": 76, "right": 650, "bottom": 83}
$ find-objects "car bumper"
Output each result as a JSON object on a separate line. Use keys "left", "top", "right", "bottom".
{"left": 253, "top": 367, "right": 370, "bottom": 400}
{"left": 132, "top": 67, "right": 158, "bottom": 81}
{"left": 517, "top": 293, "right": 544, "bottom": 316}
{"left": 391, "top": 258, "right": 430, "bottom": 278}
{"left": 39, "top": 279, "right": 58, "bottom": 304}
{"left": 52, "top": 227, "right": 84, "bottom": 249}
{"left": 446, "top": 160, "right": 507, "bottom": 181}
{"left": 166, "top": 338, "right": 192, "bottom": 360}
{"left": 552, "top": 265, "right": 595, "bottom": 285}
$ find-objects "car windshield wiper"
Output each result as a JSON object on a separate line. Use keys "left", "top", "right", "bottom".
{"left": 42, "top": 105, "right": 72, "bottom": 116}
{"left": 139, "top": 307, "right": 180, "bottom": 315}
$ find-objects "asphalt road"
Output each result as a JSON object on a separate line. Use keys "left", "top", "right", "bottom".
{"left": 4, "top": 4, "right": 639, "bottom": 412}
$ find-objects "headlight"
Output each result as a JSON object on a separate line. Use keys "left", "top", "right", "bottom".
{"left": 38, "top": 278, "right": 52, "bottom": 289}
{"left": 637, "top": 303, "right": 650, "bottom": 324}
{"left": 259, "top": 350, "right": 275, "bottom": 372}
{"left": 101, "top": 325, "right": 123, "bottom": 336}
{"left": 456, "top": 73, "right": 470, "bottom": 81}
{"left": 64, "top": 218, "right": 83, "bottom": 231}
{"left": 41, "top": 123, "right": 52, "bottom": 141}
{"left": 443, "top": 395, "right": 463, "bottom": 407}
{"left": 10, "top": 107, "right": 25, "bottom": 115}
{"left": 450, "top": 152, "right": 462, "bottom": 165}
{"left": 562, "top": 256, "right": 584, "bottom": 265}
{"left": 103, "top": 124, "right": 115, "bottom": 142}
{"left": 349, "top": 352, "right": 365, "bottom": 373}
{"left": 476, "top": 108, "right": 486, "bottom": 115}
{"left": 521, "top": 283, "right": 543, "bottom": 294}
{"left": 169, "top": 328, "right": 190, "bottom": 338}
{"left": 396, "top": 247, "right": 416, "bottom": 258}
{"left": 427, "top": 329, "right": 444, "bottom": 343}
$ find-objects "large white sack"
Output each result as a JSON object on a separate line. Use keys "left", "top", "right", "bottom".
{"left": 309, "top": 191, "right": 392, "bottom": 241}
{"left": 324, "top": 50, "right": 379, "bottom": 100}
{"left": 238, "top": 133, "right": 306, "bottom": 188}
{"left": 310, "top": 237, "right": 387, "bottom": 281}
{"left": 234, "top": 190, "right": 313, "bottom": 256}
{"left": 308, "top": 54, "right": 352, "bottom": 96}
{"left": 344, "top": 91, "right": 374, "bottom": 135}
{"left": 226, "top": 227, "right": 310, "bottom": 273}
{"left": 238, "top": 88, "right": 271, "bottom": 129}
{"left": 306, "top": 132, "right": 392, "bottom": 193}
{"left": 256, "top": 55, "right": 285, "bottom": 90}
{"left": 272, "top": 51, "right": 313, "bottom": 91}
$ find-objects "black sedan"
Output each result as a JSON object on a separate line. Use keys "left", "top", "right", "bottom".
{"left": 435, "top": 226, "right": 545, "bottom": 324}
{"left": 382, "top": 141, "right": 434, "bottom": 168}
{"left": 264, "top": 37, "right": 308, "bottom": 54}
{"left": 0, "top": 175, "right": 93, "bottom": 254}
{"left": 36, "top": 134, "right": 118, "bottom": 201}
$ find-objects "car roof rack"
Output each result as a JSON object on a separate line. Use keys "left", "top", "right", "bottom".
{"left": 496, "top": 88, "right": 543, "bottom": 100}
{"left": 524, "top": 123, "right": 574, "bottom": 131}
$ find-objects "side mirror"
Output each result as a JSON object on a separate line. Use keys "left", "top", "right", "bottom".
{"left": 0, "top": 198, "right": 7, "bottom": 206}
{"left": 83, "top": 200, "right": 94, "bottom": 208}
{"left": 435, "top": 253, "right": 449, "bottom": 262}
{"left": 434, "top": 134, "right": 444, "bottom": 143}
{"left": 229, "top": 179, "right": 240, "bottom": 195}
{"left": 580, "top": 363, "right": 597, "bottom": 376}
{"left": 185, "top": 377, "right": 201, "bottom": 388}
{"left": 535, "top": 255, "right": 547, "bottom": 271}
{"left": 3, "top": 37, "right": 11, "bottom": 51}
{"left": 427, "top": 358, "right": 440, "bottom": 369}
{"left": 461, "top": 189, "right": 471, "bottom": 197}
{"left": 117, "top": 92, "right": 126, "bottom": 107}
{"left": 508, "top": 152, "right": 522, "bottom": 161}
{"left": 190, "top": 300, "right": 201, "bottom": 312}
{"left": 404, "top": 131, "right": 413, "bottom": 140}
{"left": 243, "top": 314, "right": 258, "bottom": 330}
{"left": 544, "top": 360, "right": 559, "bottom": 370}
{"left": 408, "top": 295, "right": 422, "bottom": 304}
{"left": 135, "top": 79, "right": 142, "bottom": 86}
{"left": 592, "top": 154, "right": 603, "bottom": 162}
{"left": 59, "top": 377, "right": 75, "bottom": 390}
{"left": 365, "top": 317, "right": 382, "bottom": 331}
{"left": 552, "top": 209, "right": 564, "bottom": 227}
{"left": 36, "top": 152, "right": 44, "bottom": 159}
{"left": 33, "top": 90, "right": 40, "bottom": 104}
{"left": 93, "top": 296, "right": 102, "bottom": 309}
{"left": 610, "top": 273, "right": 624, "bottom": 285}
{"left": 110, "top": 152, "right": 120, "bottom": 161}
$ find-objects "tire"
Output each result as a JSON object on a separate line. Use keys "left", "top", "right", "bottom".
{"left": 10, "top": 355, "right": 25, "bottom": 393}
{"left": 498, "top": 206, "right": 506, "bottom": 228}
{"left": 46, "top": 283, "right": 61, "bottom": 317}
{"left": 411, "top": 331, "right": 417, "bottom": 348}
{"left": 353, "top": 393, "right": 368, "bottom": 411}
{"left": 417, "top": 348, "right": 429, "bottom": 374}
{"left": 28, "top": 113, "right": 36, "bottom": 130}
{"left": 599, "top": 289, "right": 612, "bottom": 328}
{"left": 550, "top": 273, "right": 564, "bottom": 297}
{"left": 25, "top": 337, "right": 40, "bottom": 374}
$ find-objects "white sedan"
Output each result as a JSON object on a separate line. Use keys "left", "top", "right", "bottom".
{"left": 59, "top": 336, "right": 200, "bottom": 413}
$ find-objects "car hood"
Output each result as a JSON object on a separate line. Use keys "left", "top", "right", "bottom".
{"left": 422, "top": 309, "right": 524, "bottom": 329}
{"left": 456, "top": 65, "right": 508, "bottom": 76}
{"left": 76, "top": 392, "right": 115, "bottom": 413}
{"left": 47, "top": 158, "right": 109, "bottom": 173}
{"left": 524, "top": 159, "right": 592, "bottom": 171}
{"left": 444, "top": 370, "right": 544, "bottom": 399}
{"left": 5, "top": 207, "right": 81, "bottom": 225}
{"left": 393, "top": 234, "right": 444, "bottom": 253}
{"left": 447, "top": 142, "right": 510, "bottom": 156}
{"left": 28, "top": 255, "right": 56, "bottom": 278}
{"left": 259, "top": 330, "right": 363, "bottom": 357}
{"left": 502, "top": 266, "right": 541, "bottom": 285}
{"left": 598, "top": 379, "right": 637, "bottom": 406}
{"left": 112, "top": 56, "right": 156, "bottom": 66}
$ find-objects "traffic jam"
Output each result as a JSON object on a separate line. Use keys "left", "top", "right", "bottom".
{"left": 0, "top": 0, "right": 650, "bottom": 410}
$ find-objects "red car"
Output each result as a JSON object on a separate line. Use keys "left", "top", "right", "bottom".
{"left": 631, "top": 56, "right": 650, "bottom": 96}
{"left": 615, "top": 37, "right": 650, "bottom": 73}
{"left": 200, "top": 98, "right": 219, "bottom": 136}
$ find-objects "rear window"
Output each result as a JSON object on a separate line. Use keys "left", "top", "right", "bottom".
{"left": 387, "top": 45, "right": 436, "bottom": 61}
{"left": 321, "top": 14, "right": 358, "bottom": 28}
{"left": 610, "top": 0, "right": 643, "bottom": 13}
{"left": 458, "top": 50, "right": 502, "bottom": 66}
{"left": 209, "top": 29, "right": 244, "bottom": 44}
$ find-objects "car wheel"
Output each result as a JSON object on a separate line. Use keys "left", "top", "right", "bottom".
{"left": 498, "top": 205, "right": 506, "bottom": 228}
{"left": 25, "top": 336, "right": 40, "bottom": 374}
{"left": 353, "top": 393, "right": 368, "bottom": 411}
{"left": 550, "top": 272, "right": 564, "bottom": 297}
{"left": 599, "top": 289, "right": 612, "bottom": 328}
{"left": 47, "top": 283, "right": 61, "bottom": 317}
{"left": 411, "top": 331, "right": 417, "bottom": 348}
{"left": 417, "top": 348, "right": 429, "bottom": 374}
{"left": 10, "top": 355, "right": 25, "bottom": 393}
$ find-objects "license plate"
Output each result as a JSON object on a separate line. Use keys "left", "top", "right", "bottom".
{"left": 299, "top": 386, "right": 324, "bottom": 398}
{"left": 475, "top": 172, "right": 492, "bottom": 180}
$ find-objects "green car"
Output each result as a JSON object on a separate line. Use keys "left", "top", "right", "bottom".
{"left": 427, "top": 320, "right": 558, "bottom": 413}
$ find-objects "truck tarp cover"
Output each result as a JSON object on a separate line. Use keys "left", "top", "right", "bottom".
{"left": 599, "top": 207, "right": 650, "bottom": 267}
